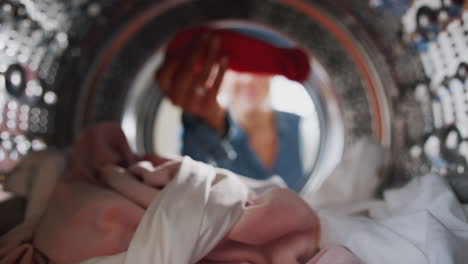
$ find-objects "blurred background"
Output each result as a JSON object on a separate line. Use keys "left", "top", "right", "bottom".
{"left": 0, "top": 0, "right": 467, "bottom": 197}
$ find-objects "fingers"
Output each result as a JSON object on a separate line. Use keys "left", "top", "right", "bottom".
{"left": 203, "top": 56, "right": 229, "bottom": 107}
{"left": 129, "top": 160, "right": 180, "bottom": 188}
{"left": 91, "top": 124, "right": 134, "bottom": 168}
{"left": 158, "top": 33, "right": 226, "bottom": 107}
{"left": 110, "top": 129, "right": 136, "bottom": 166}
{"left": 171, "top": 34, "right": 211, "bottom": 105}
{"left": 156, "top": 32, "right": 229, "bottom": 131}
{"left": 185, "top": 40, "right": 226, "bottom": 114}
{"left": 156, "top": 56, "right": 180, "bottom": 94}
{"left": 194, "top": 36, "right": 221, "bottom": 89}
{"left": 99, "top": 165, "right": 158, "bottom": 209}
{"left": 140, "top": 153, "right": 173, "bottom": 166}
{"left": 68, "top": 122, "right": 136, "bottom": 183}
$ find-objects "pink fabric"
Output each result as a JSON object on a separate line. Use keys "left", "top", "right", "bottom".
{"left": 0, "top": 162, "right": 362, "bottom": 264}
{"left": 36, "top": 171, "right": 322, "bottom": 264}
{"left": 203, "top": 188, "right": 320, "bottom": 264}
{"left": 308, "top": 246, "right": 363, "bottom": 264}
{"left": 1, "top": 123, "right": 361, "bottom": 264}
{"left": 0, "top": 244, "right": 48, "bottom": 264}
{"left": 0, "top": 224, "right": 49, "bottom": 264}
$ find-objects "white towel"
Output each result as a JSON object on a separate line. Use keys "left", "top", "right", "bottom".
{"left": 318, "top": 174, "right": 468, "bottom": 264}
{"left": 80, "top": 156, "right": 249, "bottom": 264}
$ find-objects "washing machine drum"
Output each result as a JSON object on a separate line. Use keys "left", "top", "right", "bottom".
{"left": 0, "top": 0, "right": 424, "bottom": 192}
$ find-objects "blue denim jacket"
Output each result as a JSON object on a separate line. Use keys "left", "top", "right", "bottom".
{"left": 181, "top": 111, "right": 304, "bottom": 191}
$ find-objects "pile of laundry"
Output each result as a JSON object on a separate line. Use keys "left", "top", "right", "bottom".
{"left": 0, "top": 124, "right": 467, "bottom": 264}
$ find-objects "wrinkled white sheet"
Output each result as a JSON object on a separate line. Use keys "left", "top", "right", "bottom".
{"left": 318, "top": 174, "right": 468, "bottom": 264}
{"left": 79, "top": 156, "right": 249, "bottom": 264}
{"left": 74, "top": 143, "right": 468, "bottom": 264}
{"left": 304, "top": 138, "right": 384, "bottom": 211}
{"left": 4, "top": 142, "right": 468, "bottom": 264}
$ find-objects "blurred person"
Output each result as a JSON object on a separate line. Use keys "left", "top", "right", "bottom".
{"left": 156, "top": 27, "right": 312, "bottom": 190}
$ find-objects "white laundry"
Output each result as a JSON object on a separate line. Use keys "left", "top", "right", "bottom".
{"left": 318, "top": 174, "right": 468, "bottom": 264}
{"left": 2, "top": 144, "right": 468, "bottom": 264}
{"left": 304, "top": 138, "right": 384, "bottom": 212}
{"left": 79, "top": 156, "right": 249, "bottom": 264}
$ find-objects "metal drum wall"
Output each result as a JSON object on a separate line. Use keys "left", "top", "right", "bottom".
{"left": 0, "top": 0, "right": 428, "bottom": 192}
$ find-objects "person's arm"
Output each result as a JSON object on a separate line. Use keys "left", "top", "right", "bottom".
{"left": 67, "top": 122, "right": 137, "bottom": 184}
{"left": 155, "top": 34, "right": 237, "bottom": 165}
{"left": 155, "top": 34, "right": 229, "bottom": 134}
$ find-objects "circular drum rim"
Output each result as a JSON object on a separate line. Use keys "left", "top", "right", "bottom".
{"left": 56, "top": 0, "right": 396, "bottom": 192}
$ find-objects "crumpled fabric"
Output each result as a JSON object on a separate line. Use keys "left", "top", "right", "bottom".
{"left": 318, "top": 174, "right": 468, "bottom": 264}
{"left": 4, "top": 136, "right": 468, "bottom": 263}
{"left": 80, "top": 156, "right": 248, "bottom": 264}
{"left": 1, "top": 154, "right": 326, "bottom": 264}
{"left": 304, "top": 138, "right": 384, "bottom": 212}
{"left": 0, "top": 152, "right": 177, "bottom": 264}
{"left": 165, "top": 26, "right": 311, "bottom": 82}
{"left": 307, "top": 245, "right": 363, "bottom": 264}
{"left": 79, "top": 157, "right": 322, "bottom": 264}
{"left": 0, "top": 150, "right": 64, "bottom": 264}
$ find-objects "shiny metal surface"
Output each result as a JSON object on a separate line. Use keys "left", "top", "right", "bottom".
{"left": 0, "top": 0, "right": 73, "bottom": 171}
{"left": 67, "top": 0, "right": 400, "bottom": 192}
{"left": 1, "top": 0, "right": 451, "bottom": 193}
